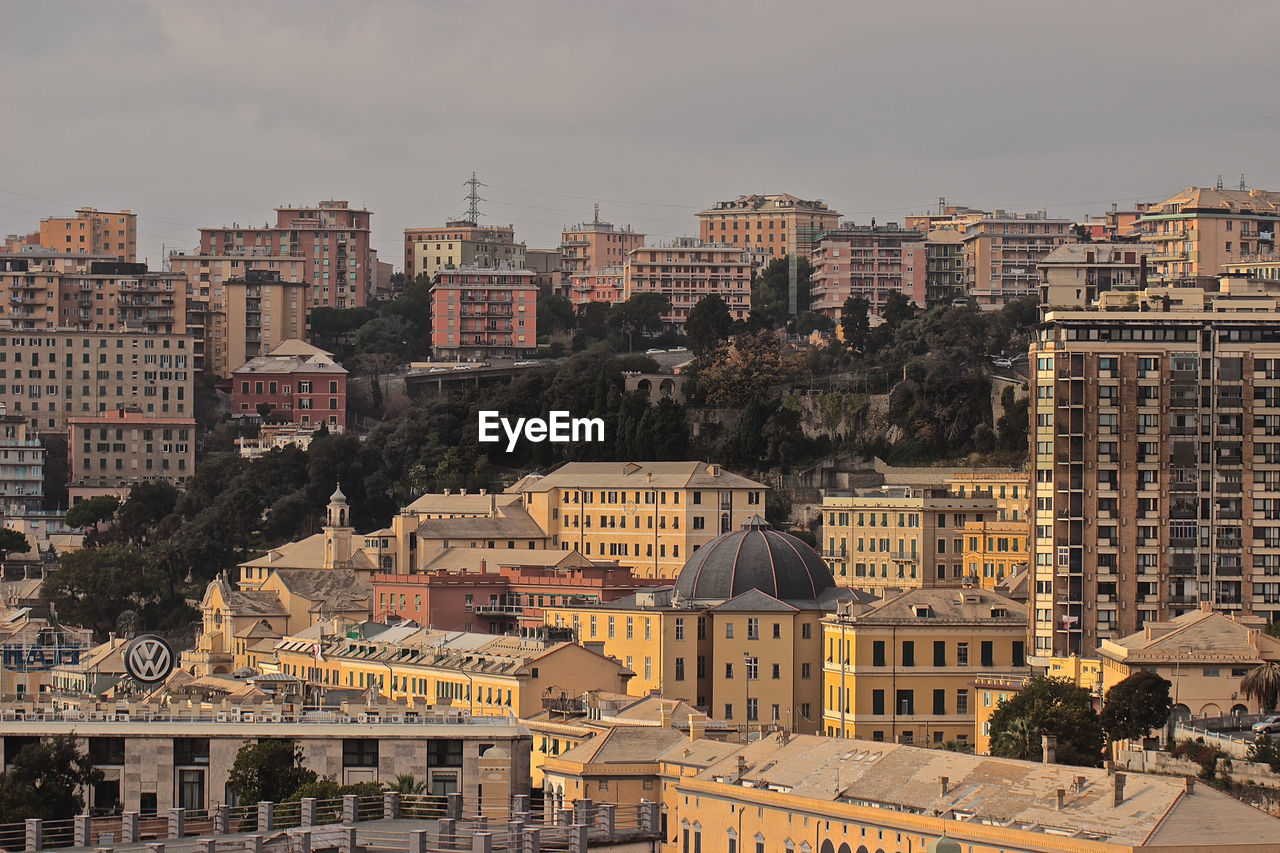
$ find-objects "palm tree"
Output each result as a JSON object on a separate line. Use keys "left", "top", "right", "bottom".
{"left": 390, "top": 773, "right": 427, "bottom": 795}
{"left": 992, "top": 715, "right": 1039, "bottom": 761}
{"left": 1240, "top": 661, "right": 1280, "bottom": 712}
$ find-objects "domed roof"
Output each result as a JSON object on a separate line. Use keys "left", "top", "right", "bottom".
{"left": 329, "top": 483, "right": 347, "bottom": 504}
{"left": 674, "top": 516, "right": 834, "bottom": 602}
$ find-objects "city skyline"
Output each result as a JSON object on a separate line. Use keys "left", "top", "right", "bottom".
{"left": 3, "top": 0, "right": 1278, "bottom": 268}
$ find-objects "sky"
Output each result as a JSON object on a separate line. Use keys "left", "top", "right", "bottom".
{"left": 2, "top": 0, "right": 1278, "bottom": 270}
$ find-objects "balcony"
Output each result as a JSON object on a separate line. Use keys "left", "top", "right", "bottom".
{"left": 473, "top": 604, "right": 523, "bottom": 616}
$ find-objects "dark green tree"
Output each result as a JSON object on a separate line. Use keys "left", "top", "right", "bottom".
{"left": 609, "top": 293, "right": 671, "bottom": 350}
{"left": 881, "top": 291, "right": 916, "bottom": 329}
{"left": 0, "top": 736, "right": 103, "bottom": 823}
{"left": 574, "top": 302, "right": 613, "bottom": 348}
{"left": 0, "top": 528, "right": 31, "bottom": 561}
{"left": 537, "top": 293, "right": 575, "bottom": 336}
{"left": 43, "top": 544, "right": 164, "bottom": 634}
{"left": 65, "top": 495, "right": 120, "bottom": 530}
{"left": 840, "top": 295, "right": 871, "bottom": 351}
{"left": 1100, "top": 670, "right": 1172, "bottom": 748}
{"left": 354, "top": 316, "right": 414, "bottom": 361}
{"left": 116, "top": 481, "right": 180, "bottom": 544}
{"left": 226, "top": 740, "right": 318, "bottom": 805}
{"left": 750, "top": 256, "right": 812, "bottom": 328}
{"left": 685, "top": 294, "right": 733, "bottom": 354}
{"left": 996, "top": 385, "right": 1030, "bottom": 451}
{"left": 987, "top": 676, "right": 1104, "bottom": 767}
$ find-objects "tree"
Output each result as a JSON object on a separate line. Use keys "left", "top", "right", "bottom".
{"left": 882, "top": 291, "right": 916, "bottom": 329}
{"left": 226, "top": 740, "right": 317, "bottom": 805}
{"left": 43, "top": 544, "right": 164, "bottom": 634}
{"left": 1100, "top": 671, "right": 1172, "bottom": 748}
{"left": 0, "top": 735, "right": 103, "bottom": 823}
{"left": 65, "top": 495, "right": 119, "bottom": 530}
{"left": 389, "top": 773, "right": 427, "bottom": 795}
{"left": 685, "top": 294, "right": 733, "bottom": 354}
{"left": 609, "top": 293, "right": 670, "bottom": 350}
{"left": 0, "top": 528, "right": 31, "bottom": 561}
{"left": 355, "top": 315, "right": 414, "bottom": 361}
{"left": 537, "top": 293, "right": 575, "bottom": 337}
{"left": 1240, "top": 661, "right": 1280, "bottom": 712}
{"left": 750, "top": 256, "right": 812, "bottom": 328}
{"left": 986, "top": 676, "right": 1104, "bottom": 767}
{"left": 840, "top": 295, "right": 870, "bottom": 351}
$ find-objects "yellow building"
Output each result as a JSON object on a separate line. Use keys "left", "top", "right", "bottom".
{"left": 821, "top": 588, "right": 1030, "bottom": 745}
{"left": 943, "top": 470, "right": 1030, "bottom": 523}
{"left": 819, "top": 487, "right": 999, "bottom": 595}
{"left": 972, "top": 657, "right": 1103, "bottom": 755}
{"left": 520, "top": 461, "right": 767, "bottom": 579}
{"left": 959, "top": 519, "right": 1028, "bottom": 589}
{"left": 655, "top": 731, "right": 1280, "bottom": 853}
{"left": 271, "top": 621, "right": 632, "bottom": 722}
{"left": 1098, "top": 606, "right": 1280, "bottom": 721}
{"left": 37, "top": 207, "right": 137, "bottom": 261}
{"left": 545, "top": 518, "right": 871, "bottom": 733}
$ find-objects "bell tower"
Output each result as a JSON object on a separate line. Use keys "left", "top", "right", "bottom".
{"left": 323, "top": 483, "right": 354, "bottom": 569}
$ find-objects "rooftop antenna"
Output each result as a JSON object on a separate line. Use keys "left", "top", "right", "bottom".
{"left": 463, "top": 172, "right": 485, "bottom": 224}
{"left": 938, "top": 196, "right": 946, "bottom": 215}
{"left": 593, "top": 203, "right": 600, "bottom": 225}
{"left": 1215, "top": 175, "right": 1224, "bottom": 190}
{"left": 1240, "top": 174, "right": 1247, "bottom": 191}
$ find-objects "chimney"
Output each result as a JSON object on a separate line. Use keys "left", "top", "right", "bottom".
{"left": 736, "top": 755, "right": 747, "bottom": 779}
{"left": 940, "top": 776, "right": 949, "bottom": 796}
{"left": 1055, "top": 789, "right": 1065, "bottom": 810}
{"left": 688, "top": 713, "right": 706, "bottom": 742}
{"left": 659, "top": 702, "right": 673, "bottom": 729}
{"left": 1042, "top": 735, "right": 1057, "bottom": 764}
{"left": 1113, "top": 773, "right": 1126, "bottom": 807}
{"left": 1075, "top": 775, "right": 1087, "bottom": 793}
{"left": 1185, "top": 777, "right": 1195, "bottom": 794}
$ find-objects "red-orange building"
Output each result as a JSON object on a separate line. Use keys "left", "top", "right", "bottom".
{"left": 560, "top": 216, "right": 644, "bottom": 277}
{"left": 372, "top": 559, "right": 670, "bottom": 636}
{"left": 567, "top": 267, "right": 624, "bottom": 309}
{"left": 198, "top": 200, "right": 372, "bottom": 309}
{"left": 810, "top": 223, "right": 927, "bottom": 318}
{"left": 696, "top": 193, "right": 841, "bottom": 260}
{"left": 430, "top": 266, "right": 538, "bottom": 360}
{"left": 231, "top": 340, "right": 347, "bottom": 429}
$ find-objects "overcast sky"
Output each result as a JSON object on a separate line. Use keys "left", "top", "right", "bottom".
{"left": 3, "top": 0, "right": 1277, "bottom": 270}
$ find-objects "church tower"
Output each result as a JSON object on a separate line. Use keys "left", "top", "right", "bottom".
{"left": 323, "top": 483, "right": 354, "bottom": 569}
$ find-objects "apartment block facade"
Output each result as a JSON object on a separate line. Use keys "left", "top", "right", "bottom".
{"left": 198, "top": 201, "right": 372, "bottom": 309}
{"left": 566, "top": 267, "right": 623, "bottom": 309}
{"left": 0, "top": 329, "right": 195, "bottom": 434}
{"left": 697, "top": 193, "right": 841, "bottom": 260}
{"left": 559, "top": 217, "right": 643, "bottom": 277}
{"left": 0, "top": 207, "right": 140, "bottom": 262}
{"left": 404, "top": 222, "right": 524, "bottom": 282}
{"left": 819, "top": 488, "right": 1000, "bottom": 596}
{"left": 622, "top": 240, "right": 751, "bottom": 330}
{"left": 962, "top": 212, "right": 1075, "bottom": 309}
{"left": 924, "top": 228, "right": 965, "bottom": 307}
{"left": 821, "top": 588, "right": 1030, "bottom": 744}
{"left": 810, "top": 223, "right": 927, "bottom": 318}
{"left": 167, "top": 251, "right": 307, "bottom": 378}
{"left": 1030, "top": 281, "right": 1280, "bottom": 659}
{"left": 68, "top": 408, "right": 196, "bottom": 490}
{"left": 1037, "top": 243, "right": 1156, "bottom": 311}
{"left": 1136, "top": 186, "right": 1280, "bottom": 283}
{"left": 430, "top": 266, "right": 538, "bottom": 360}
{"left": 0, "top": 410, "right": 44, "bottom": 514}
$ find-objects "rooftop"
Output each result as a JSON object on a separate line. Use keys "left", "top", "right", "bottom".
{"left": 1099, "top": 606, "right": 1280, "bottom": 666}
{"left": 518, "top": 461, "right": 764, "bottom": 492}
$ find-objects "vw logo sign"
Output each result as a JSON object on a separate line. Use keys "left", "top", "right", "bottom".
{"left": 124, "top": 634, "right": 175, "bottom": 684}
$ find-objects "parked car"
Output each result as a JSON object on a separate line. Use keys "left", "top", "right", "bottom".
{"left": 646, "top": 348, "right": 665, "bottom": 354}
{"left": 1252, "top": 714, "right": 1280, "bottom": 734}
{"left": 992, "top": 357, "right": 1013, "bottom": 368}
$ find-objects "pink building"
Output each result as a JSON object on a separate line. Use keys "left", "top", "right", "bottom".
{"left": 231, "top": 340, "right": 347, "bottom": 429}
{"left": 622, "top": 239, "right": 752, "bottom": 331}
{"left": 560, "top": 216, "right": 644, "bottom": 277}
{"left": 809, "top": 223, "right": 927, "bottom": 318}
{"left": 198, "top": 200, "right": 373, "bottom": 309}
{"left": 430, "top": 266, "right": 538, "bottom": 360}
{"left": 567, "top": 266, "right": 624, "bottom": 309}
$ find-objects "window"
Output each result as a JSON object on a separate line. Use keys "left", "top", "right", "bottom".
{"left": 675, "top": 658, "right": 685, "bottom": 681}
{"left": 957, "top": 643, "right": 969, "bottom": 666}
{"left": 902, "top": 641, "right": 915, "bottom": 667}
{"left": 896, "top": 689, "right": 914, "bottom": 715}
{"left": 772, "top": 623, "right": 781, "bottom": 639}
{"left": 725, "top": 622, "right": 734, "bottom": 639}
{"left": 872, "top": 641, "right": 885, "bottom": 666}
{"left": 747, "top": 618, "right": 759, "bottom": 640}
{"left": 933, "top": 641, "right": 946, "bottom": 667}
{"left": 342, "top": 739, "right": 378, "bottom": 767}
{"left": 956, "top": 690, "right": 969, "bottom": 715}
{"left": 981, "top": 641, "right": 994, "bottom": 667}
{"left": 933, "top": 689, "right": 946, "bottom": 715}
{"left": 674, "top": 618, "right": 685, "bottom": 641}
{"left": 801, "top": 623, "right": 811, "bottom": 640}
{"left": 871, "top": 689, "right": 885, "bottom": 715}
{"left": 745, "top": 657, "right": 758, "bottom": 680}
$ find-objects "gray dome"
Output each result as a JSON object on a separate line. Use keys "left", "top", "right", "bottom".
{"left": 674, "top": 516, "right": 835, "bottom": 602}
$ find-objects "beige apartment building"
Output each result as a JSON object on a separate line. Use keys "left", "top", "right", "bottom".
{"left": 559, "top": 215, "right": 644, "bottom": 277}
{"left": 622, "top": 240, "right": 752, "bottom": 330}
{"left": 1031, "top": 279, "right": 1280, "bottom": 659}
{"left": 520, "top": 461, "right": 767, "bottom": 579}
{"left": 404, "top": 222, "right": 524, "bottom": 282}
{"left": 1136, "top": 185, "right": 1280, "bottom": 282}
{"left": 199, "top": 200, "right": 373, "bottom": 309}
{"left": 809, "top": 223, "right": 927, "bottom": 319}
{"left": 819, "top": 488, "right": 1000, "bottom": 596}
{"left": 34, "top": 207, "right": 137, "bottom": 262}
{"left": 0, "top": 329, "right": 196, "bottom": 434}
{"left": 167, "top": 251, "right": 308, "bottom": 378}
{"left": 1037, "top": 243, "right": 1156, "bottom": 311}
{"left": 962, "top": 211, "right": 1075, "bottom": 309}
{"left": 68, "top": 407, "right": 196, "bottom": 491}
{"left": 821, "top": 588, "right": 1030, "bottom": 745}
{"left": 697, "top": 193, "right": 841, "bottom": 260}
